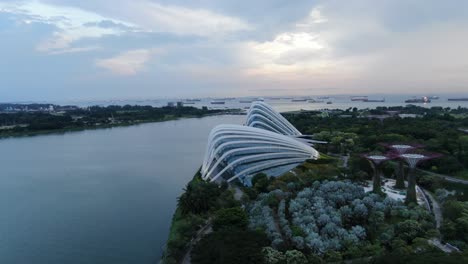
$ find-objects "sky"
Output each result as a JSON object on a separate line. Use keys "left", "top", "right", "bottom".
{"left": 1, "top": 0, "right": 468, "bottom": 101}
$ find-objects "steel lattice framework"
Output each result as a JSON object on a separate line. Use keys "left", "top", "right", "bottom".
{"left": 400, "top": 153, "right": 428, "bottom": 168}
{"left": 201, "top": 124, "right": 319, "bottom": 184}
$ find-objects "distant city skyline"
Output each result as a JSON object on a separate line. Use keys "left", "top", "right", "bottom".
{"left": 1, "top": 0, "right": 468, "bottom": 101}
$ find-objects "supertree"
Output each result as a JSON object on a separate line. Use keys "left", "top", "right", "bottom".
{"left": 382, "top": 143, "right": 423, "bottom": 189}
{"left": 398, "top": 153, "right": 440, "bottom": 204}
{"left": 363, "top": 154, "right": 392, "bottom": 194}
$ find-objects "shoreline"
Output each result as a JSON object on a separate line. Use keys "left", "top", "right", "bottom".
{"left": 0, "top": 112, "right": 243, "bottom": 140}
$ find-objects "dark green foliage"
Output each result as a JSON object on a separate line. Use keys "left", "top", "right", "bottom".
{"left": 373, "top": 250, "right": 468, "bottom": 264}
{"left": 394, "top": 220, "right": 423, "bottom": 243}
{"left": 191, "top": 230, "right": 269, "bottom": 264}
{"left": 212, "top": 207, "right": 248, "bottom": 231}
{"left": 0, "top": 104, "right": 222, "bottom": 137}
{"left": 177, "top": 178, "right": 221, "bottom": 215}
{"left": 284, "top": 106, "right": 468, "bottom": 178}
{"left": 162, "top": 209, "right": 206, "bottom": 263}
{"left": 164, "top": 174, "right": 241, "bottom": 263}
{"left": 441, "top": 200, "right": 468, "bottom": 248}
{"left": 252, "top": 173, "right": 271, "bottom": 193}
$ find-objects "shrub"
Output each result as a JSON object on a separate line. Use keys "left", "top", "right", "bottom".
{"left": 212, "top": 207, "right": 248, "bottom": 231}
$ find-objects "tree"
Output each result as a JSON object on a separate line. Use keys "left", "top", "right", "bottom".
{"left": 252, "top": 173, "right": 270, "bottom": 193}
{"left": 212, "top": 207, "right": 248, "bottom": 231}
{"left": 284, "top": 250, "right": 308, "bottom": 264}
{"left": 191, "top": 230, "right": 269, "bottom": 264}
{"left": 177, "top": 179, "right": 221, "bottom": 215}
{"left": 395, "top": 220, "right": 423, "bottom": 243}
{"left": 263, "top": 247, "right": 286, "bottom": 264}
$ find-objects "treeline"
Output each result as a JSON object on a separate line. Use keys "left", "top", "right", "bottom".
{"left": 285, "top": 106, "right": 468, "bottom": 178}
{"left": 0, "top": 105, "right": 224, "bottom": 137}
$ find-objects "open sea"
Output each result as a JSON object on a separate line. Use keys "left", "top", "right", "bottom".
{"left": 46, "top": 93, "right": 468, "bottom": 112}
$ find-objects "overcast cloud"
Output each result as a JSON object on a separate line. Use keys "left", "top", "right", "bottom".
{"left": 1, "top": 0, "right": 468, "bottom": 101}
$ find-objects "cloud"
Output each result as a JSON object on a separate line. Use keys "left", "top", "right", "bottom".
{"left": 95, "top": 48, "right": 161, "bottom": 76}
{"left": 0, "top": 0, "right": 137, "bottom": 54}
{"left": 2, "top": 0, "right": 468, "bottom": 101}
{"left": 113, "top": 0, "right": 252, "bottom": 36}
{"left": 0, "top": 0, "right": 252, "bottom": 55}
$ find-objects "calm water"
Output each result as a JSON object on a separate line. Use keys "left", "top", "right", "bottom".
{"left": 52, "top": 93, "right": 468, "bottom": 112}
{"left": 0, "top": 115, "right": 244, "bottom": 264}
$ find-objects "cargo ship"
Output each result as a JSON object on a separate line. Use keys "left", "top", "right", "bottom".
{"left": 351, "top": 96, "right": 368, "bottom": 101}
{"left": 364, "top": 98, "right": 385, "bottom": 102}
{"left": 405, "top": 96, "right": 431, "bottom": 103}
{"left": 448, "top": 98, "right": 468, "bottom": 101}
{"left": 351, "top": 96, "right": 385, "bottom": 102}
{"left": 308, "top": 99, "right": 324, "bottom": 103}
{"left": 291, "top": 99, "right": 308, "bottom": 102}
{"left": 210, "top": 101, "right": 226, "bottom": 105}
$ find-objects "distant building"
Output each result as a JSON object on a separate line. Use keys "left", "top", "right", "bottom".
{"left": 176, "top": 102, "right": 183, "bottom": 107}
{"left": 167, "top": 102, "right": 175, "bottom": 107}
{"left": 398, "top": 114, "right": 420, "bottom": 118}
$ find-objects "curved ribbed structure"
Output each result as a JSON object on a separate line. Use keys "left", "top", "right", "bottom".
{"left": 245, "top": 101, "right": 326, "bottom": 146}
{"left": 201, "top": 124, "right": 319, "bottom": 185}
{"left": 246, "top": 101, "right": 301, "bottom": 136}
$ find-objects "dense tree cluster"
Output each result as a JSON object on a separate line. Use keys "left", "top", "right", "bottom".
{"left": 192, "top": 206, "right": 269, "bottom": 264}
{"left": 249, "top": 190, "right": 291, "bottom": 248}
{"left": 191, "top": 229, "right": 269, "bottom": 264}
{"left": 439, "top": 198, "right": 468, "bottom": 249}
{"left": 248, "top": 180, "right": 435, "bottom": 259}
{"left": 163, "top": 175, "right": 239, "bottom": 264}
{"left": 285, "top": 106, "right": 468, "bottom": 178}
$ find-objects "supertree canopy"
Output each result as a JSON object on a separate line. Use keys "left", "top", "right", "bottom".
{"left": 363, "top": 154, "right": 392, "bottom": 194}
{"left": 390, "top": 144, "right": 415, "bottom": 154}
{"left": 382, "top": 143, "right": 423, "bottom": 189}
{"left": 397, "top": 152, "right": 441, "bottom": 204}
{"left": 365, "top": 155, "right": 391, "bottom": 164}
{"left": 400, "top": 153, "right": 428, "bottom": 168}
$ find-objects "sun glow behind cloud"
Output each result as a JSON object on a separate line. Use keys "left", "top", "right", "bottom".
{"left": 1, "top": 0, "right": 468, "bottom": 100}
{"left": 238, "top": 7, "right": 363, "bottom": 86}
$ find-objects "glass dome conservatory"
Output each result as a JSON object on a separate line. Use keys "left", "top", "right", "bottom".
{"left": 201, "top": 124, "right": 319, "bottom": 186}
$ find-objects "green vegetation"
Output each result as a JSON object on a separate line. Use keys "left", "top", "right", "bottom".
{"left": 191, "top": 229, "right": 269, "bottom": 264}
{"left": 0, "top": 104, "right": 227, "bottom": 138}
{"left": 247, "top": 178, "right": 435, "bottom": 262}
{"left": 285, "top": 105, "right": 468, "bottom": 178}
{"left": 162, "top": 173, "right": 240, "bottom": 264}
{"left": 163, "top": 106, "right": 468, "bottom": 263}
